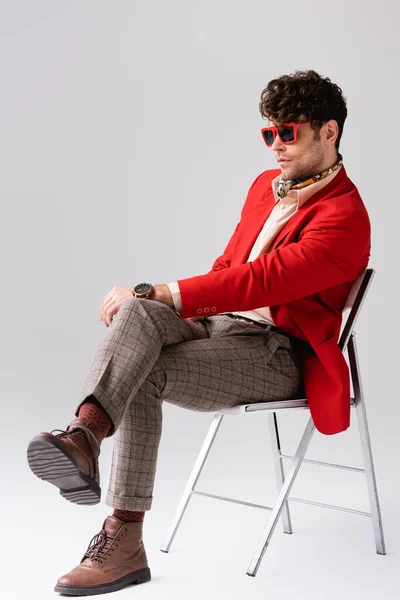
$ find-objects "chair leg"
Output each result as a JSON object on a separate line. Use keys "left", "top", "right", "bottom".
{"left": 348, "top": 333, "right": 386, "bottom": 555}
{"left": 268, "top": 412, "right": 293, "bottom": 534}
{"left": 247, "top": 416, "right": 315, "bottom": 577}
{"left": 160, "top": 413, "right": 224, "bottom": 553}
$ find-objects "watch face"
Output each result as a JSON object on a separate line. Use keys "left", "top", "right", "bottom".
{"left": 134, "top": 283, "right": 152, "bottom": 295}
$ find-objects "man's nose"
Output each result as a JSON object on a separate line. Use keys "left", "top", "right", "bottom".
{"left": 271, "top": 134, "right": 286, "bottom": 152}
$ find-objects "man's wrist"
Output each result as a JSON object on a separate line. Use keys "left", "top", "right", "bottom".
{"left": 149, "top": 284, "right": 175, "bottom": 309}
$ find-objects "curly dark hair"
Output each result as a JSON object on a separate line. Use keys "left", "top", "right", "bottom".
{"left": 259, "top": 69, "right": 347, "bottom": 151}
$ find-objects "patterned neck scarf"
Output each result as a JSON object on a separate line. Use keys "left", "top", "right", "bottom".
{"left": 275, "top": 153, "right": 343, "bottom": 201}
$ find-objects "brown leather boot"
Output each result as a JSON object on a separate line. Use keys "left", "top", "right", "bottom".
{"left": 27, "top": 416, "right": 102, "bottom": 505}
{"left": 54, "top": 516, "right": 151, "bottom": 595}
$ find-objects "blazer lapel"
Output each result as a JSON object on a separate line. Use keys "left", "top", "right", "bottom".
{"left": 239, "top": 185, "right": 277, "bottom": 260}
{"left": 271, "top": 206, "right": 305, "bottom": 249}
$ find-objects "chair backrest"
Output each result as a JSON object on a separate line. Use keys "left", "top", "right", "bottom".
{"left": 338, "top": 268, "right": 375, "bottom": 353}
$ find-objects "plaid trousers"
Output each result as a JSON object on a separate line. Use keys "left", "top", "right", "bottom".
{"left": 74, "top": 298, "right": 302, "bottom": 511}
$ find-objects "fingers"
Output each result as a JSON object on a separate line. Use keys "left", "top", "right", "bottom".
{"left": 100, "top": 294, "right": 116, "bottom": 327}
{"left": 104, "top": 302, "right": 117, "bottom": 326}
{"left": 100, "top": 292, "right": 112, "bottom": 323}
{"left": 100, "top": 286, "right": 133, "bottom": 327}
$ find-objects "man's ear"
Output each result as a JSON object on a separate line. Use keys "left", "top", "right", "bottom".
{"left": 324, "top": 119, "right": 339, "bottom": 147}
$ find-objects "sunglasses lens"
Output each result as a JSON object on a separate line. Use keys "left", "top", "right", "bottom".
{"left": 279, "top": 125, "right": 295, "bottom": 143}
{"left": 262, "top": 130, "right": 275, "bottom": 146}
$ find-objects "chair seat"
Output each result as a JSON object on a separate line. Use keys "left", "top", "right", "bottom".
{"left": 216, "top": 396, "right": 355, "bottom": 416}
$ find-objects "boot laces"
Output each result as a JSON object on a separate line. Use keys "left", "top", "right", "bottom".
{"left": 83, "top": 529, "right": 114, "bottom": 563}
{"left": 50, "top": 427, "right": 98, "bottom": 480}
{"left": 50, "top": 427, "right": 88, "bottom": 443}
{"left": 50, "top": 428, "right": 68, "bottom": 436}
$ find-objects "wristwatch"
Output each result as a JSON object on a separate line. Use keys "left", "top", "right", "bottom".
{"left": 132, "top": 282, "right": 154, "bottom": 299}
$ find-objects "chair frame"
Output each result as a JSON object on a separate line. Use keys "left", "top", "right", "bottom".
{"left": 160, "top": 268, "right": 386, "bottom": 576}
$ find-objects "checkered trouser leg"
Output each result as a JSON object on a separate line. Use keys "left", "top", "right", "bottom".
{"left": 74, "top": 297, "right": 302, "bottom": 511}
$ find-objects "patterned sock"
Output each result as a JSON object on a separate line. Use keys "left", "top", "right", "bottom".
{"left": 78, "top": 395, "right": 113, "bottom": 441}
{"left": 112, "top": 509, "right": 145, "bottom": 522}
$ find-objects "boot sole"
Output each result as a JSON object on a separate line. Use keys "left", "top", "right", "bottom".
{"left": 27, "top": 434, "right": 101, "bottom": 506}
{"left": 54, "top": 566, "right": 151, "bottom": 595}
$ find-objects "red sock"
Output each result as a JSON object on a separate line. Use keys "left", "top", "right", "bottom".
{"left": 78, "top": 395, "right": 112, "bottom": 441}
{"left": 113, "top": 509, "right": 145, "bottom": 522}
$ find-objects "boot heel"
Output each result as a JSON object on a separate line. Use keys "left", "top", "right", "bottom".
{"left": 134, "top": 567, "right": 151, "bottom": 584}
{"left": 60, "top": 484, "right": 101, "bottom": 506}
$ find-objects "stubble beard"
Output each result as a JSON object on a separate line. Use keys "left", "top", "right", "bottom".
{"left": 284, "top": 144, "right": 324, "bottom": 181}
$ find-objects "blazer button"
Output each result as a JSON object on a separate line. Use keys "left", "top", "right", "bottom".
{"left": 211, "top": 307, "right": 216, "bottom": 312}
{"left": 204, "top": 307, "right": 210, "bottom": 313}
{"left": 196, "top": 308, "right": 203, "bottom": 314}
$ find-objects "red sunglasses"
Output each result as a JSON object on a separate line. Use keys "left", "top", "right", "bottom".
{"left": 261, "top": 121, "right": 323, "bottom": 147}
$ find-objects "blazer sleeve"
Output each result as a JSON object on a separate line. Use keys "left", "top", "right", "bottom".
{"left": 177, "top": 204, "right": 371, "bottom": 319}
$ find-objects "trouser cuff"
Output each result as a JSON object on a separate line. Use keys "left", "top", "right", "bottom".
{"left": 105, "top": 491, "right": 153, "bottom": 511}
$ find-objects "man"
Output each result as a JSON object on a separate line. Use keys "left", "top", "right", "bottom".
{"left": 27, "top": 69, "right": 370, "bottom": 596}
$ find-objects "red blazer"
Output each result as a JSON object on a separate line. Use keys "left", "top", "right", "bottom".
{"left": 177, "top": 165, "right": 371, "bottom": 435}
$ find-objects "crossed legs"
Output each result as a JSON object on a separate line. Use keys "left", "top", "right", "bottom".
{"left": 28, "top": 296, "right": 302, "bottom": 594}
{"left": 74, "top": 297, "right": 302, "bottom": 511}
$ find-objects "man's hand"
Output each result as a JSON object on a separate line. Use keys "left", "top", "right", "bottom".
{"left": 100, "top": 284, "right": 176, "bottom": 327}
{"left": 100, "top": 286, "right": 135, "bottom": 327}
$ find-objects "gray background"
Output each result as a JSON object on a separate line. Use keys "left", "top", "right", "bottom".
{"left": 1, "top": 1, "right": 399, "bottom": 598}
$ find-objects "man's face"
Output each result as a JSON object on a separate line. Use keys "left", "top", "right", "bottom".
{"left": 268, "top": 115, "right": 327, "bottom": 180}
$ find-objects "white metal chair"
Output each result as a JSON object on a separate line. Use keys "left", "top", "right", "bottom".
{"left": 160, "top": 268, "right": 386, "bottom": 576}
